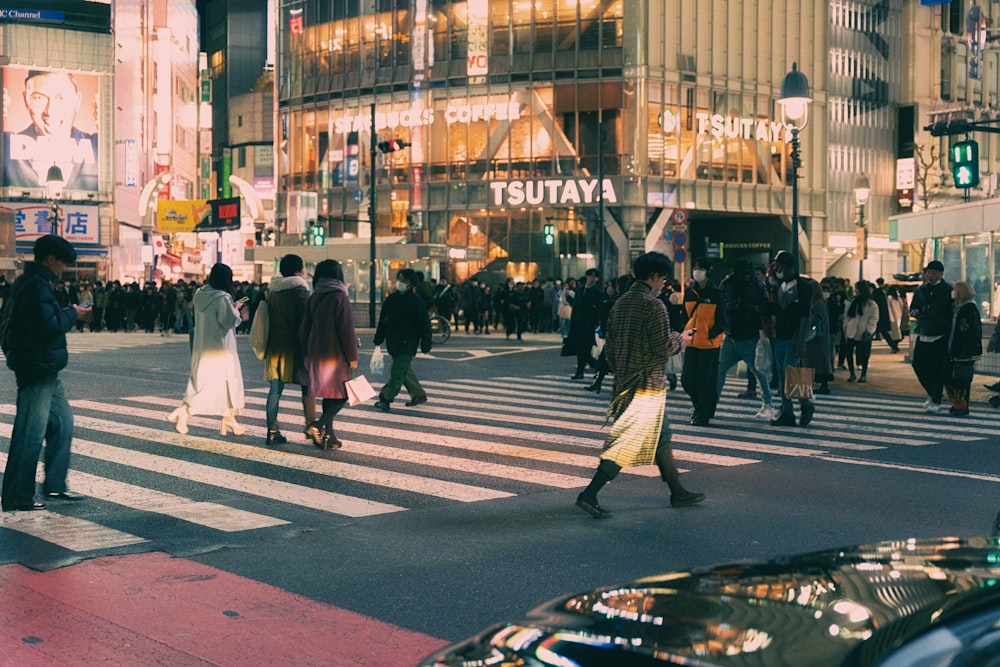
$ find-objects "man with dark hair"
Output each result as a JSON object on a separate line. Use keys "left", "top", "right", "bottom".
{"left": 569, "top": 268, "right": 604, "bottom": 378}
{"left": 910, "top": 260, "right": 953, "bottom": 413}
{"left": 768, "top": 250, "right": 816, "bottom": 427}
{"left": 716, "top": 258, "right": 773, "bottom": 419}
{"left": 682, "top": 257, "right": 726, "bottom": 425}
{"left": 373, "top": 268, "right": 433, "bottom": 412}
{"left": 2, "top": 235, "right": 90, "bottom": 511}
{"left": 576, "top": 251, "right": 704, "bottom": 519}
{"left": 4, "top": 70, "right": 98, "bottom": 191}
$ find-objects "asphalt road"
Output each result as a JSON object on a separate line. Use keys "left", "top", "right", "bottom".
{"left": 3, "top": 329, "right": 1000, "bottom": 664}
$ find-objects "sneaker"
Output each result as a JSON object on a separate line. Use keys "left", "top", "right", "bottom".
{"left": 754, "top": 404, "right": 774, "bottom": 420}
{"left": 922, "top": 397, "right": 933, "bottom": 409}
{"left": 926, "top": 403, "right": 943, "bottom": 414}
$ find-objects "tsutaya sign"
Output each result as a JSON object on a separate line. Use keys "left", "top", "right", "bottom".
{"left": 695, "top": 112, "right": 792, "bottom": 142}
{"left": 490, "top": 179, "right": 617, "bottom": 207}
{"left": 333, "top": 102, "right": 522, "bottom": 134}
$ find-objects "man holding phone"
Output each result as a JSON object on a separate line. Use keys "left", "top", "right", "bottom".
{"left": 682, "top": 257, "right": 726, "bottom": 426}
{"left": 2, "top": 235, "right": 90, "bottom": 511}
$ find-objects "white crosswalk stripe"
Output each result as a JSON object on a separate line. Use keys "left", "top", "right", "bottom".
{"left": 0, "top": 332, "right": 187, "bottom": 359}
{"left": 3, "top": 369, "right": 1000, "bottom": 557}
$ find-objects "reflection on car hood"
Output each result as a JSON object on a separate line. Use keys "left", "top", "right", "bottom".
{"left": 420, "top": 536, "right": 1000, "bottom": 667}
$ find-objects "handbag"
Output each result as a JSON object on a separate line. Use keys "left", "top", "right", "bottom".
{"left": 560, "top": 337, "right": 574, "bottom": 357}
{"left": 784, "top": 365, "right": 815, "bottom": 400}
{"left": 754, "top": 337, "right": 773, "bottom": 375}
{"left": 345, "top": 375, "right": 379, "bottom": 407}
{"left": 666, "top": 350, "right": 684, "bottom": 375}
{"left": 951, "top": 360, "right": 976, "bottom": 383}
{"left": 248, "top": 298, "right": 269, "bottom": 360}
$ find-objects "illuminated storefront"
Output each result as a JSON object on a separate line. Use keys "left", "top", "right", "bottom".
{"left": 275, "top": 0, "right": 902, "bottom": 285}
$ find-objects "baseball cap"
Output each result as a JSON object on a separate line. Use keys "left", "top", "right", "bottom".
{"left": 924, "top": 260, "right": 944, "bottom": 272}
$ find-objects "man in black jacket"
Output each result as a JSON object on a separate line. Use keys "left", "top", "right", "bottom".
{"left": 373, "top": 268, "right": 433, "bottom": 412}
{"left": 910, "top": 260, "right": 953, "bottom": 414}
{"left": 768, "top": 251, "right": 816, "bottom": 427}
{"left": 715, "top": 259, "right": 773, "bottom": 419}
{"left": 2, "top": 235, "right": 90, "bottom": 511}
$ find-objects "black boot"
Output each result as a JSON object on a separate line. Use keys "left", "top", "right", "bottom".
{"left": 576, "top": 460, "right": 619, "bottom": 518}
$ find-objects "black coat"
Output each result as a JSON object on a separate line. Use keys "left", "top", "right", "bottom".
{"left": 949, "top": 302, "right": 982, "bottom": 361}
{"left": 569, "top": 283, "right": 604, "bottom": 352}
{"left": 374, "top": 289, "right": 433, "bottom": 356}
{"left": 5, "top": 262, "right": 77, "bottom": 381}
{"left": 911, "top": 280, "right": 953, "bottom": 337}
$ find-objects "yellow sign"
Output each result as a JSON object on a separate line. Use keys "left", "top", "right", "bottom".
{"left": 156, "top": 200, "right": 211, "bottom": 233}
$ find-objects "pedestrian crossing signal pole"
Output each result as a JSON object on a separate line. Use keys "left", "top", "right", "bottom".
{"left": 369, "top": 103, "right": 378, "bottom": 328}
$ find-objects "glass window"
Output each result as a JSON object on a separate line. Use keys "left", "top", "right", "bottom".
{"left": 966, "top": 233, "right": 991, "bottom": 316}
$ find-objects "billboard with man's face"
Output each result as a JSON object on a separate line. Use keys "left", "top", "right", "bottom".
{"left": 2, "top": 66, "right": 100, "bottom": 192}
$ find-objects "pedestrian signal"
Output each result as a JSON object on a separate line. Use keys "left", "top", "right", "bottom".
{"left": 951, "top": 140, "right": 979, "bottom": 188}
{"left": 310, "top": 223, "right": 326, "bottom": 246}
{"left": 543, "top": 223, "right": 555, "bottom": 246}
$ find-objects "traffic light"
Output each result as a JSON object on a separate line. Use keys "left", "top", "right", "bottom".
{"left": 377, "top": 139, "right": 411, "bottom": 153}
{"left": 543, "top": 223, "right": 555, "bottom": 246}
{"left": 310, "top": 222, "right": 326, "bottom": 246}
{"left": 951, "top": 139, "right": 980, "bottom": 188}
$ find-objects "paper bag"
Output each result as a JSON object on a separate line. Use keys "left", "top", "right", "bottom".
{"left": 345, "top": 375, "right": 379, "bottom": 407}
{"left": 784, "top": 365, "right": 815, "bottom": 400}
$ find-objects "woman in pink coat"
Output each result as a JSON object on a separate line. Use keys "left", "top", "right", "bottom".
{"left": 299, "top": 259, "right": 358, "bottom": 449}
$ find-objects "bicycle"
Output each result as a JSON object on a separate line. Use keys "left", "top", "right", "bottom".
{"left": 429, "top": 314, "right": 451, "bottom": 345}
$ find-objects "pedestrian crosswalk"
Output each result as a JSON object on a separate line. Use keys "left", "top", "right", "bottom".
{"left": 0, "top": 332, "right": 185, "bottom": 359}
{"left": 4, "top": 372, "right": 1000, "bottom": 562}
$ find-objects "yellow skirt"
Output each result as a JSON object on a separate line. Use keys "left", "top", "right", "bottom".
{"left": 600, "top": 387, "right": 666, "bottom": 469}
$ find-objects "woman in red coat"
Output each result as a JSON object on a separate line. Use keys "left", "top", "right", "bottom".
{"left": 299, "top": 259, "right": 358, "bottom": 449}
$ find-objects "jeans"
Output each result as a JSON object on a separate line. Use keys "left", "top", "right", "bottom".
{"left": 266, "top": 379, "right": 287, "bottom": 427}
{"left": 716, "top": 337, "right": 772, "bottom": 406}
{"left": 2, "top": 375, "right": 73, "bottom": 508}
{"left": 773, "top": 338, "right": 814, "bottom": 416}
{"left": 174, "top": 308, "right": 193, "bottom": 334}
{"left": 379, "top": 354, "right": 426, "bottom": 402}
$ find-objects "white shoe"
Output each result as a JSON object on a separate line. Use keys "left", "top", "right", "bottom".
{"left": 926, "top": 403, "right": 943, "bottom": 414}
{"left": 167, "top": 406, "right": 189, "bottom": 434}
{"left": 754, "top": 404, "right": 775, "bottom": 420}
{"left": 922, "top": 397, "right": 933, "bottom": 409}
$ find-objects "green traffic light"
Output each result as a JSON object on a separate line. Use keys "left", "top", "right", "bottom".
{"left": 951, "top": 139, "right": 980, "bottom": 188}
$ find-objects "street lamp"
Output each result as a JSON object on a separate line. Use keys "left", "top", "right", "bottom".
{"left": 778, "top": 63, "right": 811, "bottom": 271}
{"left": 45, "top": 164, "right": 66, "bottom": 236}
{"left": 854, "top": 175, "right": 870, "bottom": 281}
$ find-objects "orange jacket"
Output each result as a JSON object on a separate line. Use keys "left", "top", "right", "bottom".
{"left": 683, "top": 282, "right": 726, "bottom": 349}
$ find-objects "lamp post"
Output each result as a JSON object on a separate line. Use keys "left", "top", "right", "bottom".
{"left": 854, "top": 175, "right": 870, "bottom": 282}
{"left": 778, "top": 63, "right": 811, "bottom": 272}
{"left": 45, "top": 164, "right": 66, "bottom": 237}
{"left": 369, "top": 102, "right": 377, "bottom": 328}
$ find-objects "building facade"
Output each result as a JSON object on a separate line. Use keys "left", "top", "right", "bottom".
{"left": 272, "top": 0, "right": 917, "bottom": 290}
{"left": 0, "top": 1, "right": 114, "bottom": 280}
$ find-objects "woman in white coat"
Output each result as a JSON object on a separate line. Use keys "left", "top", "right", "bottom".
{"left": 842, "top": 280, "right": 880, "bottom": 383}
{"left": 167, "top": 263, "right": 248, "bottom": 435}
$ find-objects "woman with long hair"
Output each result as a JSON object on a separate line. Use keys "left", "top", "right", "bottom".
{"left": 945, "top": 281, "right": 983, "bottom": 416}
{"left": 167, "top": 263, "right": 247, "bottom": 436}
{"left": 299, "top": 259, "right": 358, "bottom": 450}
{"left": 842, "top": 280, "right": 879, "bottom": 383}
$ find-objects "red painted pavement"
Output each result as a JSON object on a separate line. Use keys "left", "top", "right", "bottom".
{"left": 0, "top": 552, "right": 448, "bottom": 666}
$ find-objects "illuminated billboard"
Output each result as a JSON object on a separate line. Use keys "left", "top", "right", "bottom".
{"left": 2, "top": 66, "right": 100, "bottom": 192}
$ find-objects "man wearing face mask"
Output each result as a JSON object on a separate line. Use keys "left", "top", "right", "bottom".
{"left": 716, "top": 259, "right": 772, "bottom": 419}
{"left": 768, "top": 251, "right": 816, "bottom": 427}
{"left": 682, "top": 257, "right": 726, "bottom": 426}
{"left": 909, "top": 260, "right": 953, "bottom": 414}
{"left": 373, "top": 268, "right": 433, "bottom": 412}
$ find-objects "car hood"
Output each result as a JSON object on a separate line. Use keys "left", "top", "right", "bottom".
{"left": 420, "top": 536, "right": 1000, "bottom": 667}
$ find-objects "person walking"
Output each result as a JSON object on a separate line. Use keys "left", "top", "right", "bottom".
{"left": 2, "top": 235, "right": 91, "bottom": 511}
{"left": 682, "top": 257, "right": 726, "bottom": 425}
{"left": 262, "top": 254, "right": 314, "bottom": 446}
{"left": 556, "top": 278, "right": 574, "bottom": 338}
{"left": 806, "top": 280, "right": 834, "bottom": 393}
{"left": 945, "top": 281, "right": 982, "bottom": 416}
{"left": 300, "top": 259, "right": 358, "bottom": 450}
{"left": 768, "top": 251, "right": 816, "bottom": 427}
{"left": 885, "top": 285, "right": 905, "bottom": 353}
{"left": 842, "top": 281, "right": 879, "bottom": 383}
{"left": 716, "top": 259, "right": 772, "bottom": 417}
{"left": 508, "top": 281, "right": 531, "bottom": 340}
{"left": 871, "top": 278, "right": 897, "bottom": 352}
{"left": 575, "top": 251, "right": 704, "bottom": 519}
{"left": 167, "top": 263, "right": 248, "bottom": 437}
{"left": 910, "top": 260, "right": 954, "bottom": 414}
{"left": 569, "top": 268, "right": 603, "bottom": 379}
{"left": 373, "top": 268, "right": 433, "bottom": 412}
{"left": 461, "top": 278, "right": 482, "bottom": 334}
